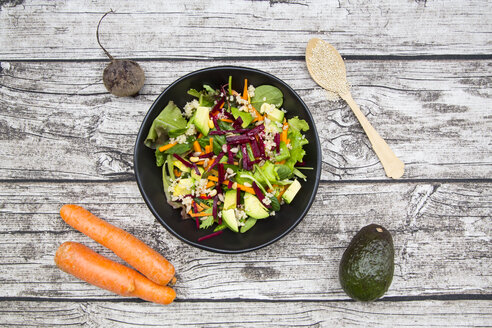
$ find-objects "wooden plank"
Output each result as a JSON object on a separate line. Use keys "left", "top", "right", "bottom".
{"left": 0, "top": 181, "right": 490, "bottom": 300}
{"left": 0, "top": 300, "right": 491, "bottom": 327}
{"left": 1, "top": 0, "right": 491, "bottom": 60}
{"left": 0, "top": 59, "right": 490, "bottom": 181}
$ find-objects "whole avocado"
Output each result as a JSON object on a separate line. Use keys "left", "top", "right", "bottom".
{"left": 339, "top": 224, "right": 394, "bottom": 302}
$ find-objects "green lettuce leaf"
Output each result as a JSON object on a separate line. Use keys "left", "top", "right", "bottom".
{"left": 288, "top": 117, "right": 310, "bottom": 132}
{"left": 285, "top": 129, "right": 309, "bottom": 171}
{"left": 199, "top": 214, "right": 214, "bottom": 229}
{"left": 187, "top": 86, "right": 216, "bottom": 107}
{"left": 144, "top": 101, "right": 188, "bottom": 149}
{"left": 250, "top": 85, "right": 283, "bottom": 109}
{"left": 275, "top": 141, "right": 290, "bottom": 162}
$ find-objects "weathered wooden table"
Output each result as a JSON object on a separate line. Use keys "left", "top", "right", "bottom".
{"left": 1, "top": 1, "right": 491, "bottom": 326}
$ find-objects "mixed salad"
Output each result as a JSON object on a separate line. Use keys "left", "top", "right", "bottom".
{"left": 144, "top": 77, "right": 311, "bottom": 240}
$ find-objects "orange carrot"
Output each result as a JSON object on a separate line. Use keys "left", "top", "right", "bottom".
{"left": 221, "top": 118, "right": 234, "bottom": 123}
{"left": 199, "top": 203, "right": 210, "bottom": 209}
{"left": 280, "top": 122, "right": 289, "bottom": 143}
{"left": 206, "top": 181, "right": 215, "bottom": 189}
{"left": 193, "top": 140, "right": 202, "bottom": 153}
{"left": 209, "top": 137, "right": 213, "bottom": 150}
{"left": 277, "top": 185, "right": 288, "bottom": 201}
{"left": 158, "top": 142, "right": 177, "bottom": 152}
{"left": 236, "top": 183, "right": 255, "bottom": 194}
{"left": 60, "top": 204, "right": 175, "bottom": 286}
{"left": 206, "top": 158, "right": 215, "bottom": 170}
{"left": 195, "top": 203, "right": 204, "bottom": 212}
{"left": 242, "top": 78, "right": 248, "bottom": 100}
{"left": 206, "top": 176, "right": 255, "bottom": 194}
{"left": 219, "top": 101, "right": 225, "bottom": 109}
{"left": 55, "top": 242, "right": 176, "bottom": 305}
{"left": 188, "top": 211, "right": 212, "bottom": 217}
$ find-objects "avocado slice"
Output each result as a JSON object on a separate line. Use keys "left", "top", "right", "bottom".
{"left": 173, "top": 159, "right": 191, "bottom": 173}
{"left": 191, "top": 166, "right": 204, "bottom": 180}
{"left": 194, "top": 106, "right": 210, "bottom": 136}
{"left": 282, "top": 179, "right": 301, "bottom": 204}
{"left": 266, "top": 107, "right": 284, "bottom": 122}
{"left": 173, "top": 178, "right": 194, "bottom": 197}
{"left": 240, "top": 218, "right": 257, "bottom": 233}
{"left": 221, "top": 208, "right": 238, "bottom": 232}
{"left": 243, "top": 193, "right": 269, "bottom": 219}
{"left": 223, "top": 190, "right": 237, "bottom": 210}
{"left": 339, "top": 224, "right": 394, "bottom": 302}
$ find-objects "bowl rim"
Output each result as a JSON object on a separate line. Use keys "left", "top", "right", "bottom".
{"left": 134, "top": 65, "right": 322, "bottom": 253}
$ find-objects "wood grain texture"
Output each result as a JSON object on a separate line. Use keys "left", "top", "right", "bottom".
{"left": 1, "top": 181, "right": 490, "bottom": 300}
{"left": 1, "top": 59, "right": 490, "bottom": 181}
{"left": 1, "top": 300, "right": 491, "bottom": 327}
{"left": 0, "top": 0, "right": 491, "bottom": 60}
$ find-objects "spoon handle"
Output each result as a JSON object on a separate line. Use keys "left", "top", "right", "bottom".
{"left": 340, "top": 92, "right": 405, "bottom": 179}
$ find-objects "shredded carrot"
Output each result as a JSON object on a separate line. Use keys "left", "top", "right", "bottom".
{"left": 158, "top": 142, "right": 177, "bottom": 152}
{"left": 220, "top": 101, "right": 225, "bottom": 109}
{"left": 204, "top": 145, "right": 211, "bottom": 154}
{"left": 250, "top": 106, "right": 263, "bottom": 122}
{"left": 206, "top": 181, "right": 215, "bottom": 189}
{"left": 286, "top": 138, "right": 291, "bottom": 145}
{"left": 195, "top": 203, "right": 204, "bottom": 212}
{"left": 196, "top": 161, "right": 205, "bottom": 166}
{"left": 277, "top": 185, "right": 288, "bottom": 201}
{"left": 277, "top": 160, "right": 286, "bottom": 165}
{"left": 174, "top": 169, "right": 182, "bottom": 178}
{"left": 209, "top": 138, "right": 213, "bottom": 150}
{"left": 206, "top": 176, "right": 255, "bottom": 194}
{"left": 221, "top": 118, "right": 234, "bottom": 123}
{"left": 188, "top": 211, "right": 212, "bottom": 218}
{"left": 199, "top": 203, "right": 210, "bottom": 209}
{"left": 193, "top": 140, "right": 202, "bottom": 153}
{"left": 206, "top": 158, "right": 215, "bottom": 170}
{"left": 198, "top": 133, "right": 203, "bottom": 139}
{"left": 242, "top": 79, "right": 248, "bottom": 100}
{"left": 280, "top": 122, "right": 289, "bottom": 143}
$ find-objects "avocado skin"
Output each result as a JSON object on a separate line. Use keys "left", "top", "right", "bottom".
{"left": 339, "top": 224, "right": 394, "bottom": 302}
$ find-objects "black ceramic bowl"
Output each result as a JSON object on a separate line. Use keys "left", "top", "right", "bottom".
{"left": 134, "top": 66, "right": 321, "bottom": 253}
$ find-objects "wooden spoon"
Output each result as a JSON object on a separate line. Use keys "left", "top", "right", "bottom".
{"left": 306, "top": 38, "right": 404, "bottom": 179}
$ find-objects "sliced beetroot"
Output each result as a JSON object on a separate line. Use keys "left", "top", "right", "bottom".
{"left": 227, "top": 145, "right": 234, "bottom": 164}
{"left": 173, "top": 153, "right": 193, "bottom": 168}
{"left": 209, "top": 130, "right": 227, "bottom": 135}
{"left": 198, "top": 230, "right": 223, "bottom": 242}
{"left": 199, "top": 152, "right": 214, "bottom": 159}
{"left": 233, "top": 116, "right": 243, "bottom": 130}
{"left": 205, "top": 152, "right": 225, "bottom": 173}
{"left": 246, "top": 123, "right": 264, "bottom": 137}
{"left": 274, "top": 133, "right": 280, "bottom": 152}
{"left": 252, "top": 182, "right": 271, "bottom": 209}
{"left": 250, "top": 138, "right": 261, "bottom": 158}
{"left": 226, "top": 134, "right": 252, "bottom": 145}
{"left": 241, "top": 144, "right": 252, "bottom": 170}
